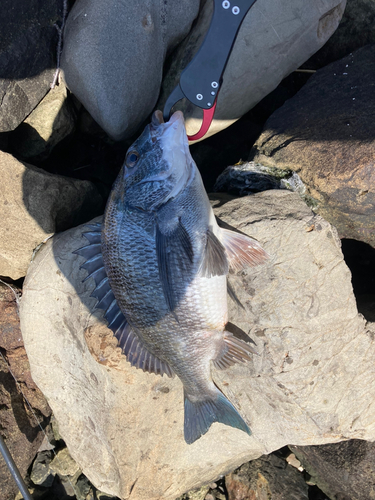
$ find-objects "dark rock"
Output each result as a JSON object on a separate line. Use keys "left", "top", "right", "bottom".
{"left": 214, "top": 162, "right": 291, "bottom": 195}
{"left": 61, "top": 0, "right": 200, "bottom": 140}
{"left": 176, "top": 484, "right": 210, "bottom": 500}
{"left": 49, "top": 447, "right": 81, "bottom": 480}
{"left": 0, "top": 281, "right": 51, "bottom": 500}
{"left": 291, "top": 440, "right": 375, "bottom": 500}
{"left": 30, "top": 450, "right": 55, "bottom": 487}
{"left": 305, "top": 0, "right": 375, "bottom": 69}
{"left": 0, "top": 0, "right": 63, "bottom": 132}
{"left": 251, "top": 44, "right": 375, "bottom": 248}
{"left": 225, "top": 454, "right": 309, "bottom": 500}
{"left": 75, "top": 474, "right": 93, "bottom": 500}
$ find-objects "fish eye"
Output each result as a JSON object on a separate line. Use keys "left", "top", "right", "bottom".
{"left": 125, "top": 150, "right": 139, "bottom": 169}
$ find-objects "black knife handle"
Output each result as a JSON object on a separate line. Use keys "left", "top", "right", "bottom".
{"left": 179, "top": 0, "right": 257, "bottom": 110}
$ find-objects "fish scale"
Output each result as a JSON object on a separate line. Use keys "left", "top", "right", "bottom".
{"left": 76, "top": 110, "right": 268, "bottom": 444}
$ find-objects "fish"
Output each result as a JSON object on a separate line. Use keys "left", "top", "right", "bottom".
{"left": 74, "top": 110, "right": 268, "bottom": 444}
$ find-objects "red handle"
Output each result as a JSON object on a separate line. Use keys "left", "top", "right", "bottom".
{"left": 187, "top": 100, "right": 217, "bottom": 141}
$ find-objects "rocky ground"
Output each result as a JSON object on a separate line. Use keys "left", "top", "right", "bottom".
{"left": 1, "top": 0, "right": 375, "bottom": 499}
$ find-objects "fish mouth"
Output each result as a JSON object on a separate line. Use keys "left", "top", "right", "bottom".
{"left": 148, "top": 110, "right": 191, "bottom": 181}
{"left": 150, "top": 109, "right": 185, "bottom": 130}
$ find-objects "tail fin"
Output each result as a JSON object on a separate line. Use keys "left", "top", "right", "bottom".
{"left": 184, "top": 389, "right": 251, "bottom": 444}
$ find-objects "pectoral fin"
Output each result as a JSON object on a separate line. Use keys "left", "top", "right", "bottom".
{"left": 219, "top": 228, "right": 268, "bottom": 272}
{"left": 156, "top": 219, "right": 194, "bottom": 313}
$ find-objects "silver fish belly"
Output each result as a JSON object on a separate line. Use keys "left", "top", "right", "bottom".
{"left": 75, "top": 110, "right": 268, "bottom": 444}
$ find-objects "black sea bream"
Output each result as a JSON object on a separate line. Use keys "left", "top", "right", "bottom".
{"left": 75, "top": 111, "right": 267, "bottom": 444}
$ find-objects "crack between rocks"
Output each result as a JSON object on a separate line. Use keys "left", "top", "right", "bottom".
{"left": 128, "top": 477, "right": 138, "bottom": 498}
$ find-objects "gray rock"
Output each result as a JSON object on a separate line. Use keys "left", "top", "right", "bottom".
{"left": 251, "top": 44, "right": 375, "bottom": 248}
{"left": 0, "top": 152, "right": 103, "bottom": 279}
{"left": 158, "top": 0, "right": 346, "bottom": 140}
{"left": 291, "top": 440, "right": 375, "bottom": 500}
{"left": 96, "top": 493, "right": 119, "bottom": 500}
{"left": 214, "top": 163, "right": 309, "bottom": 206}
{"left": 10, "top": 83, "right": 77, "bottom": 161}
{"left": 30, "top": 451, "right": 55, "bottom": 487}
{"left": 0, "top": 0, "right": 63, "bottom": 132}
{"left": 225, "top": 454, "right": 309, "bottom": 500}
{"left": 214, "top": 162, "right": 291, "bottom": 195}
{"left": 176, "top": 485, "right": 210, "bottom": 500}
{"left": 61, "top": 0, "right": 200, "bottom": 140}
{"left": 49, "top": 447, "right": 81, "bottom": 479}
{"left": 75, "top": 475, "right": 93, "bottom": 500}
{"left": 19, "top": 191, "right": 375, "bottom": 499}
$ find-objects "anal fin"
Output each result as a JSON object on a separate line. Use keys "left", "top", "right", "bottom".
{"left": 213, "top": 331, "right": 258, "bottom": 370}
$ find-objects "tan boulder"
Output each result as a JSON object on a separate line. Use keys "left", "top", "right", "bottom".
{"left": 19, "top": 191, "right": 375, "bottom": 500}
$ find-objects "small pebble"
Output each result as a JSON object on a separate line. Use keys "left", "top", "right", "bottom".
{"left": 286, "top": 453, "right": 304, "bottom": 472}
{"left": 205, "top": 494, "right": 215, "bottom": 500}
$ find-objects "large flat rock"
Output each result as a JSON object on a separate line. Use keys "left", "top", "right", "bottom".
{"left": 19, "top": 191, "right": 375, "bottom": 499}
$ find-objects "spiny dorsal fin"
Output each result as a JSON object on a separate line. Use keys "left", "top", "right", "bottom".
{"left": 219, "top": 228, "right": 268, "bottom": 273}
{"left": 74, "top": 223, "right": 174, "bottom": 378}
{"left": 116, "top": 322, "right": 174, "bottom": 378}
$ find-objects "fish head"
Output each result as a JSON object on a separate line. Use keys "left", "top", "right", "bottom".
{"left": 122, "top": 111, "right": 194, "bottom": 211}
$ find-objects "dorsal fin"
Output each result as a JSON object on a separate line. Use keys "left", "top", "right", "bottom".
{"left": 74, "top": 223, "right": 174, "bottom": 378}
